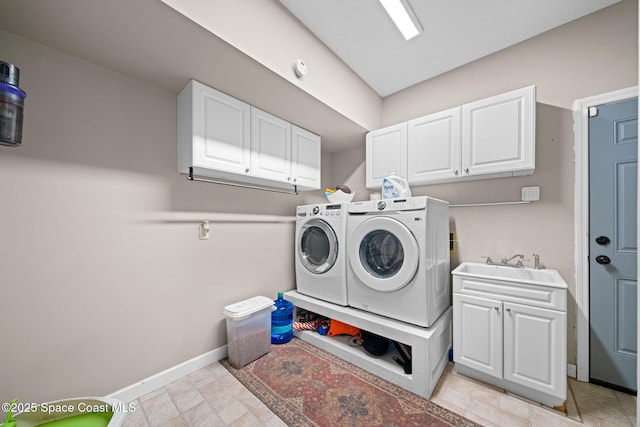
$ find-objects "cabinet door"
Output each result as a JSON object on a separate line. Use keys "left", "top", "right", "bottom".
{"left": 366, "top": 123, "right": 407, "bottom": 189}
{"left": 503, "top": 302, "right": 566, "bottom": 399}
{"left": 291, "top": 125, "right": 321, "bottom": 190}
{"left": 453, "top": 294, "right": 503, "bottom": 379}
{"left": 461, "top": 85, "right": 535, "bottom": 177}
{"left": 407, "top": 107, "right": 461, "bottom": 184}
{"left": 192, "top": 81, "right": 251, "bottom": 174}
{"left": 250, "top": 107, "right": 291, "bottom": 182}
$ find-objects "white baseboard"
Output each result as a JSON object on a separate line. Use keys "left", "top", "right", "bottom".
{"left": 567, "top": 363, "right": 577, "bottom": 379}
{"left": 107, "top": 345, "right": 228, "bottom": 402}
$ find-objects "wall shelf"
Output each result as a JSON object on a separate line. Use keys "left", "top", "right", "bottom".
{"left": 284, "top": 290, "right": 452, "bottom": 399}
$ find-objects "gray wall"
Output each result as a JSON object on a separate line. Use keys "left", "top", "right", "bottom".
{"left": 0, "top": 0, "right": 636, "bottom": 406}
{"left": 332, "top": 0, "right": 638, "bottom": 367}
{"left": 0, "top": 29, "right": 303, "bottom": 403}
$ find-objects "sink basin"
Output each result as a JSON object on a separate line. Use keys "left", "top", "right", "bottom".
{"left": 452, "top": 262, "right": 568, "bottom": 288}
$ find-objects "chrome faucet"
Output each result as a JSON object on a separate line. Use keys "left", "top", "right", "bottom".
{"left": 501, "top": 253, "right": 524, "bottom": 267}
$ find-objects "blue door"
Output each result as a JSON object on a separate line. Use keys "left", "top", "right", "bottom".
{"left": 589, "top": 97, "right": 637, "bottom": 393}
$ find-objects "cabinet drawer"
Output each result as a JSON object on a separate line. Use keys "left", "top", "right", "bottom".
{"left": 453, "top": 275, "right": 566, "bottom": 311}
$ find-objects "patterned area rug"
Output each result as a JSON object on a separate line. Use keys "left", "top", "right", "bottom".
{"left": 221, "top": 338, "right": 480, "bottom": 426}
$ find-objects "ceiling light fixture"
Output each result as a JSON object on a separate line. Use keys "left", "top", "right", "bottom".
{"left": 379, "top": 0, "right": 422, "bottom": 41}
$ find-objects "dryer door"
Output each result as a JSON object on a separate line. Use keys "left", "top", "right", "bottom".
{"left": 299, "top": 219, "right": 339, "bottom": 274}
{"left": 349, "top": 216, "right": 419, "bottom": 292}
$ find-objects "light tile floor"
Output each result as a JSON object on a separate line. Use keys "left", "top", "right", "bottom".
{"left": 122, "top": 359, "right": 637, "bottom": 427}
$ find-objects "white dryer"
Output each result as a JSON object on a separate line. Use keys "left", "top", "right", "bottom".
{"left": 295, "top": 203, "right": 348, "bottom": 305}
{"left": 346, "top": 196, "right": 450, "bottom": 327}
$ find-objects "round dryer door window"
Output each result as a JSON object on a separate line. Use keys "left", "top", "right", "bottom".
{"left": 349, "top": 216, "right": 419, "bottom": 292}
{"left": 299, "top": 219, "right": 338, "bottom": 274}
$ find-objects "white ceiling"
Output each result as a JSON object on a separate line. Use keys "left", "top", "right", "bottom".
{"left": 278, "top": 0, "right": 622, "bottom": 97}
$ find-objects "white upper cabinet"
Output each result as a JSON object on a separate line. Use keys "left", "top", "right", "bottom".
{"left": 461, "top": 85, "right": 535, "bottom": 178}
{"left": 178, "top": 80, "right": 251, "bottom": 176}
{"left": 291, "top": 125, "right": 321, "bottom": 189}
{"left": 367, "top": 85, "right": 536, "bottom": 187}
{"left": 407, "top": 107, "right": 461, "bottom": 183}
{"left": 366, "top": 123, "right": 407, "bottom": 189}
{"left": 250, "top": 107, "right": 291, "bottom": 182}
{"left": 177, "top": 80, "right": 321, "bottom": 191}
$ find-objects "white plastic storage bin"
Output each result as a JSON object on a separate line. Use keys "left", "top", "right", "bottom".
{"left": 223, "top": 296, "right": 274, "bottom": 368}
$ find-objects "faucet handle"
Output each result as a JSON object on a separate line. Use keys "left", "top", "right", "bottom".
{"left": 533, "top": 253, "right": 541, "bottom": 269}
{"left": 481, "top": 256, "right": 493, "bottom": 264}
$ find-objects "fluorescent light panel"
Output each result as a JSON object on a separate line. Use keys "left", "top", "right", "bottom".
{"left": 379, "top": 0, "right": 422, "bottom": 40}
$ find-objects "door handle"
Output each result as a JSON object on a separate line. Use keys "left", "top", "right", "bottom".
{"left": 595, "top": 236, "right": 610, "bottom": 245}
{"left": 595, "top": 255, "right": 611, "bottom": 265}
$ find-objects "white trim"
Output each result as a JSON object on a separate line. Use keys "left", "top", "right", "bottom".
{"left": 572, "top": 86, "right": 638, "bottom": 383}
{"left": 567, "top": 363, "right": 577, "bottom": 379}
{"left": 107, "top": 345, "right": 228, "bottom": 402}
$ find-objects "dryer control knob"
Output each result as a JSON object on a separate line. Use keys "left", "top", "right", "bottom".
{"left": 377, "top": 201, "right": 386, "bottom": 210}
{"left": 312, "top": 206, "right": 320, "bottom": 215}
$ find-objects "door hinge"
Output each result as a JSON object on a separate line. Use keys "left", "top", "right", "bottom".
{"left": 588, "top": 106, "right": 598, "bottom": 117}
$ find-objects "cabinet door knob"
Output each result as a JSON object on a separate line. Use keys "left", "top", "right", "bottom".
{"left": 506, "top": 308, "right": 511, "bottom": 312}
{"left": 494, "top": 306, "right": 499, "bottom": 311}
{"left": 464, "top": 168, "right": 470, "bottom": 174}
{"left": 454, "top": 170, "right": 459, "bottom": 175}
{"left": 245, "top": 168, "right": 250, "bottom": 173}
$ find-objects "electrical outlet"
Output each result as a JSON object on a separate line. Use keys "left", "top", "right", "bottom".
{"left": 521, "top": 186, "right": 540, "bottom": 202}
{"left": 199, "top": 221, "right": 210, "bottom": 240}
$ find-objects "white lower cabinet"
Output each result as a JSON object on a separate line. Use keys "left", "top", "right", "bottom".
{"left": 453, "top": 281, "right": 566, "bottom": 408}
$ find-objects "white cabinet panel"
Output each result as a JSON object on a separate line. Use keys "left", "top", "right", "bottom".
{"left": 408, "top": 107, "right": 461, "bottom": 184}
{"left": 366, "top": 123, "right": 407, "bottom": 189}
{"left": 250, "top": 107, "right": 291, "bottom": 182}
{"left": 178, "top": 80, "right": 251, "bottom": 175}
{"left": 453, "top": 294, "right": 502, "bottom": 379}
{"left": 503, "top": 302, "right": 566, "bottom": 396}
{"left": 462, "top": 85, "right": 535, "bottom": 177}
{"left": 291, "top": 125, "right": 321, "bottom": 189}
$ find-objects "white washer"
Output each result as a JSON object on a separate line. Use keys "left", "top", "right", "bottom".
{"left": 295, "top": 202, "right": 348, "bottom": 305}
{"left": 346, "top": 196, "right": 450, "bottom": 327}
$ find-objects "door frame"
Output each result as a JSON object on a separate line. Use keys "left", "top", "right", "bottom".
{"left": 573, "top": 86, "right": 638, "bottom": 382}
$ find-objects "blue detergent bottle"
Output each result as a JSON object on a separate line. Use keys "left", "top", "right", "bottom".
{"left": 271, "top": 292, "right": 293, "bottom": 344}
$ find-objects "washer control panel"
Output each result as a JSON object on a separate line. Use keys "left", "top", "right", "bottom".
{"left": 349, "top": 197, "right": 429, "bottom": 213}
{"left": 297, "top": 204, "right": 344, "bottom": 217}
